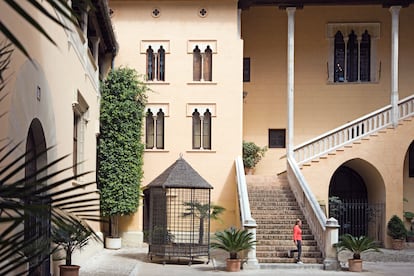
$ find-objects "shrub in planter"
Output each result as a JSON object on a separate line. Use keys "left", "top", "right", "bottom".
{"left": 242, "top": 141, "right": 267, "bottom": 173}
{"left": 387, "top": 215, "right": 407, "bottom": 250}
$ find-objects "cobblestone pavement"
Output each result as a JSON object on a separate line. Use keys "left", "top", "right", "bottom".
{"left": 79, "top": 245, "right": 414, "bottom": 276}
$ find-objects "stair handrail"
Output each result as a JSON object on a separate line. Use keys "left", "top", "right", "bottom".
{"left": 235, "top": 156, "right": 257, "bottom": 227}
{"left": 235, "top": 156, "right": 259, "bottom": 268}
{"left": 287, "top": 156, "right": 327, "bottom": 258}
{"left": 294, "top": 94, "right": 414, "bottom": 165}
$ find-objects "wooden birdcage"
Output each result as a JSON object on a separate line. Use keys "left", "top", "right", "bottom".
{"left": 143, "top": 157, "right": 213, "bottom": 264}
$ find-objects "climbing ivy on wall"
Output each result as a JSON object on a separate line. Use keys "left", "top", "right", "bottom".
{"left": 98, "top": 67, "right": 148, "bottom": 235}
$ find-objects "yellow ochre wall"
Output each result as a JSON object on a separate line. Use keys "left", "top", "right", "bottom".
{"left": 242, "top": 5, "right": 414, "bottom": 175}
{"left": 110, "top": 0, "right": 243, "bottom": 244}
{"left": 111, "top": 0, "right": 414, "bottom": 248}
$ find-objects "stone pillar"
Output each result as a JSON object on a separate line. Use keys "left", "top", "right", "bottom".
{"left": 323, "top": 217, "right": 340, "bottom": 270}
{"left": 390, "top": 6, "right": 401, "bottom": 127}
{"left": 286, "top": 7, "right": 296, "bottom": 159}
{"left": 243, "top": 226, "right": 260, "bottom": 269}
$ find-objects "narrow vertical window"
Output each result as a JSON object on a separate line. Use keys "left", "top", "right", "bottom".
{"left": 360, "top": 30, "right": 371, "bottom": 82}
{"left": 146, "top": 109, "right": 154, "bottom": 149}
{"left": 203, "top": 46, "right": 212, "bottom": 81}
{"left": 203, "top": 109, "right": 211, "bottom": 150}
{"left": 146, "top": 46, "right": 155, "bottom": 81}
{"left": 243, "top": 57, "right": 251, "bottom": 82}
{"left": 156, "top": 109, "right": 164, "bottom": 149}
{"left": 73, "top": 113, "right": 79, "bottom": 176}
{"left": 334, "top": 31, "right": 345, "bottom": 82}
{"left": 193, "top": 46, "right": 202, "bottom": 81}
{"left": 72, "top": 92, "right": 88, "bottom": 180}
{"left": 192, "top": 109, "right": 201, "bottom": 149}
{"left": 157, "top": 46, "right": 165, "bottom": 81}
{"left": 347, "top": 30, "right": 358, "bottom": 82}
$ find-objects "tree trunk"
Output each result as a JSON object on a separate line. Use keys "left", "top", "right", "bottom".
{"left": 110, "top": 215, "right": 119, "bottom": 238}
{"left": 199, "top": 218, "right": 204, "bottom": 244}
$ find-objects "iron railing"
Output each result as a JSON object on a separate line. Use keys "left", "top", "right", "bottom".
{"left": 329, "top": 200, "right": 385, "bottom": 244}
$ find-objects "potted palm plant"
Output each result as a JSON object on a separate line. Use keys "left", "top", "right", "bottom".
{"left": 52, "top": 213, "right": 101, "bottom": 276}
{"left": 387, "top": 215, "right": 407, "bottom": 250}
{"left": 334, "top": 234, "right": 380, "bottom": 272}
{"left": 242, "top": 141, "right": 267, "bottom": 174}
{"left": 210, "top": 227, "right": 256, "bottom": 272}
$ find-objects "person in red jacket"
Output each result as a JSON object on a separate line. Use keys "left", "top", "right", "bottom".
{"left": 287, "top": 218, "right": 303, "bottom": 264}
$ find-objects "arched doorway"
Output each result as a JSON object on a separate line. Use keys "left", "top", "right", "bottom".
{"left": 24, "top": 118, "right": 50, "bottom": 276}
{"left": 329, "top": 166, "right": 369, "bottom": 237}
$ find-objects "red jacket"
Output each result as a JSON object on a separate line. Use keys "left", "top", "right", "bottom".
{"left": 293, "top": 225, "right": 302, "bottom": 241}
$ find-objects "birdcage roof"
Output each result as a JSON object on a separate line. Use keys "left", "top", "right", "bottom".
{"left": 144, "top": 157, "right": 213, "bottom": 189}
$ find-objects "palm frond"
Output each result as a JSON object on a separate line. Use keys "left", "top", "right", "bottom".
{"left": 0, "top": 144, "right": 103, "bottom": 274}
{"left": 2, "top": 0, "right": 90, "bottom": 59}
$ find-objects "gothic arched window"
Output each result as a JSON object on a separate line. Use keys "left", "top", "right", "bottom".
{"left": 156, "top": 109, "right": 164, "bottom": 149}
{"left": 146, "top": 109, "right": 154, "bottom": 149}
{"left": 157, "top": 46, "right": 165, "bottom": 81}
{"left": 193, "top": 46, "right": 202, "bottom": 81}
{"left": 334, "top": 31, "right": 345, "bottom": 82}
{"left": 203, "top": 109, "right": 211, "bottom": 150}
{"left": 360, "top": 30, "right": 371, "bottom": 82}
{"left": 347, "top": 30, "right": 358, "bottom": 82}
{"left": 192, "top": 109, "right": 201, "bottom": 149}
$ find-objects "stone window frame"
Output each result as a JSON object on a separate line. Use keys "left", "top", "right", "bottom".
{"left": 326, "top": 22, "right": 380, "bottom": 84}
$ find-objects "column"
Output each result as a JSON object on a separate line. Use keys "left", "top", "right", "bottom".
{"left": 390, "top": 6, "right": 401, "bottom": 127}
{"left": 287, "top": 7, "right": 296, "bottom": 158}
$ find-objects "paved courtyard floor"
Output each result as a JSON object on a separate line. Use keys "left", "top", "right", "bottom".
{"left": 78, "top": 244, "right": 414, "bottom": 276}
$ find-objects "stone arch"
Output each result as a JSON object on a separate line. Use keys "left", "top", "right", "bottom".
{"left": 25, "top": 118, "right": 50, "bottom": 275}
{"left": 403, "top": 141, "right": 414, "bottom": 225}
{"left": 329, "top": 158, "right": 385, "bottom": 244}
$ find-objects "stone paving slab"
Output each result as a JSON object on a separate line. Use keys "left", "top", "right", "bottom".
{"left": 79, "top": 245, "right": 414, "bottom": 276}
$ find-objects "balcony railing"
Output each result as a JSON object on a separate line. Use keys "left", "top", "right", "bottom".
{"left": 294, "top": 95, "right": 414, "bottom": 165}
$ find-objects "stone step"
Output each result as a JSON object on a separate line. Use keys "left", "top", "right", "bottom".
{"left": 257, "top": 240, "right": 318, "bottom": 246}
{"left": 257, "top": 250, "right": 322, "bottom": 258}
{"left": 247, "top": 173, "right": 323, "bottom": 264}
{"left": 257, "top": 257, "right": 323, "bottom": 264}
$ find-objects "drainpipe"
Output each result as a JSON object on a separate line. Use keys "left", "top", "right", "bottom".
{"left": 390, "top": 6, "right": 401, "bottom": 127}
{"left": 286, "top": 7, "right": 296, "bottom": 159}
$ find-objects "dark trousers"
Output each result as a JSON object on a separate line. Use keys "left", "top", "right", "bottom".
{"left": 291, "top": 240, "right": 302, "bottom": 261}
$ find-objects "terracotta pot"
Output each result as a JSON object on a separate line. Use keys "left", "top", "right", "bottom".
{"left": 226, "top": 258, "right": 241, "bottom": 272}
{"left": 244, "top": 168, "right": 255, "bottom": 175}
{"left": 392, "top": 239, "right": 405, "bottom": 250}
{"left": 59, "top": 265, "right": 80, "bottom": 276}
{"left": 348, "top": 258, "right": 362, "bottom": 272}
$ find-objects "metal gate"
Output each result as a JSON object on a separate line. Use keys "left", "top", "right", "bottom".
{"left": 329, "top": 198, "right": 385, "bottom": 244}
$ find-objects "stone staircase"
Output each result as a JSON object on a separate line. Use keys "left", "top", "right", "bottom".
{"left": 246, "top": 174, "right": 323, "bottom": 265}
